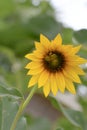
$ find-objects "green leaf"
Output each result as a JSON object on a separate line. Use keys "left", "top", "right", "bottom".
{"left": 49, "top": 97, "right": 87, "bottom": 130}
{"left": 73, "top": 29, "right": 87, "bottom": 43}
{"left": 59, "top": 102, "right": 87, "bottom": 130}
{"left": 0, "top": 46, "right": 16, "bottom": 72}
{"left": 0, "top": 24, "right": 31, "bottom": 57}
{"left": 28, "top": 118, "right": 51, "bottom": 130}
{"left": 0, "top": 0, "right": 15, "bottom": 18}
{"left": 1, "top": 97, "right": 19, "bottom": 130}
{"left": 16, "top": 117, "right": 27, "bottom": 130}
{"left": 56, "top": 117, "right": 78, "bottom": 130}
{"left": 0, "top": 81, "right": 23, "bottom": 99}
{"left": 78, "top": 47, "right": 87, "bottom": 58}
{"left": 26, "top": 14, "right": 62, "bottom": 39}
{"left": 0, "top": 97, "right": 27, "bottom": 130}
{"left": 48, "top": 96, "right": 60, "bottom": 110}
{"left": 72, "top": 29, "right": 87, "bottom": 59}
{"left": 62, "top": 28, "right": 73, "bottom": 44}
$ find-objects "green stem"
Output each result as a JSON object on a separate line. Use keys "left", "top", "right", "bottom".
{"left": 10, "top": 86, "right": 37, "bottom": 130}
{"left": 10, "top": 101, "right": 24, "bottom": 130}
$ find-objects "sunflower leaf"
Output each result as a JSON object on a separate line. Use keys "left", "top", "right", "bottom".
{"left": 58, "top": 102, "right": 87, "bottom": 130}
{"left": 27, "top": 118, "right": 51, "bottom": 130}
{"left": 0, "top": 97, "right": 27, "bottom": 130}
{"left": 73, "top": 29, "right": 87, "bottom": 43}
{"left": 0, "top": 81, "right": 23, "bottom": 99}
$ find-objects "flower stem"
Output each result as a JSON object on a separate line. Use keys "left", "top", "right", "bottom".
{"left": 10, "top": 86, "right": 37, "bottom": 130}
{"left": 10, "top": 101, "right": 24, "bottom": 130}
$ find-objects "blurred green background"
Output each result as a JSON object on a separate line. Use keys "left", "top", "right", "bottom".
{"left": 0, "top": 0, "right": 87, "bottom": 130}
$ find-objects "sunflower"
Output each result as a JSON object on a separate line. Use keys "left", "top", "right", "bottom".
{"left": 25, "top": 34, "right": 87, "bottom": 97}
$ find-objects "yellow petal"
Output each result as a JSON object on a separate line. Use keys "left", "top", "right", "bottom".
{"left": 25, "top": 53, "right": 40, "bottom": 61}
{"left": 50, "top": 40, "right": 56, "bottom": 50}
{"left": 56, "top": 72, "right": 65, "bottom": 93}
{"left": 67, "top": 65, "right": 85, "bottom": 75}
{"left": 50, "top": 74, "right": 58, "bottom": 95}
{"left": 28, "top": 75, "right": 39, "bottom": 87}
{"left": 25, "top": 53, "right": 35, "bottom": 60}
{"left": 53, "top": 34, "right": 62, "bottom": 45}
{"left": 40, "top": 34, "right": 50, "bottom": 48}
{"left": 76, "top": 57, "right": 87, "bottom": 64}
{"left": 33, "top": 50, "right": 44, "bottom": 58}
{"left": 68, "top": 55, "right": 87, "bottom": 64}
{"left": 65, "top": 79, "right": 76, "bottom": 94}
{"left": 27, "top": 66, "right": 44, "bottom": 75}
{"left": 65, "top": 45, "right": 81, "bottom": 55}
{"left": 35, "top": 41, "right": 45, "bottom": 51}
{"left": 74, "top": 66, "right": 85, "bottom": 75}
{"left": 71, "top": 45, "right": 82, "bottom": 54}
{"left": 25, "top": 62, "right": 43, "bottom": 69}
{"left": 63, "top": 69, "right": 81, "bottom": 83}
{"left": 43, "top": 81, "right": 50, "bottom": 97}
{"left": 38, "top": 70, "right": 49, "bottom": 88}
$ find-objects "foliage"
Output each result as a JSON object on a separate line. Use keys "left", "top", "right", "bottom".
{"left": 0, "top": 0, "right": 87, "bottom": 130}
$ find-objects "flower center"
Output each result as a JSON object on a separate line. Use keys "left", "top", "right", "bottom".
{"left": 43, "top": 51, "right": 65, "bottom": 72}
